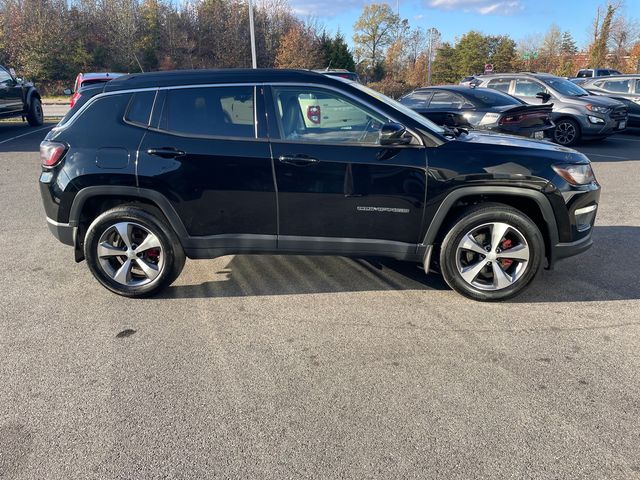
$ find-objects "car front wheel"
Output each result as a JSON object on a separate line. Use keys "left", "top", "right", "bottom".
{"left": 84, "top": 206, "right": 185, "bottom": 297}
{"left": 439, "top": 204, "right": 544, "bottom": 301}
{"left": 553, "top": 118, "right": 580, "bottom": 146}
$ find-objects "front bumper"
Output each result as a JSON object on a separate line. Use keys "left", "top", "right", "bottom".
{"left": 580, "top": 113, "right": 627, "bottom": 137}
{"left": 550, "top": 229, "right": 593, "bottom": 267}
{"left": 46, "top": 217, "right": 76, "bottom": 246}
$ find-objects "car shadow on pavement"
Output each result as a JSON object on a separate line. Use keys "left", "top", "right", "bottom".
{"left": 161, "top": 254, "right": 449, "bottom": 299}
{"left": 161, "top": 226, "right": 639, "bottom": 303}
{"left": 509, "top": 225, "right": 640, "bottom": 303}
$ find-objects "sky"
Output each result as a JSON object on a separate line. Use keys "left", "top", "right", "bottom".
{"left": 288, "top": 0, "right": 630, "bottom": 49}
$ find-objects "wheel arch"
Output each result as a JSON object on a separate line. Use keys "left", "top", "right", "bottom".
{"left": 422, "top": 187, "right": 559, "bottom": 268}
{"left": 69, "top": 186, "right": 188, "bottom": 261}
{"left": 25, "top": 87, "right": 42, "bottom": 109}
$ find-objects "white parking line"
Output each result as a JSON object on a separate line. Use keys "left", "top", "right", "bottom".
{"left": 585, "top": 153, "right": 629, "bottom": 160}
{"left": 0, "top": 125, "right": 53, "bottom": 146}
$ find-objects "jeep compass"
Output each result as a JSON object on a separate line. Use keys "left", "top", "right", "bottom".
{"left": 40, "top": 69, "right": 600, "bottom": 301}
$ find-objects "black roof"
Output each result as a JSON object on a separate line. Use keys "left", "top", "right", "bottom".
{"left": 104, "top": 68, "right": 333, "bottom": 92}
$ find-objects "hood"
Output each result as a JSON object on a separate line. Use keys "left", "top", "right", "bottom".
{"left": 563, "top": 94, "right": 624, "bottom": 108}
{"left": 448, "top": 130, "right": 590, "bottom": 164}
{"left": 455, "top": 130, "right": 574, "bottom": 152}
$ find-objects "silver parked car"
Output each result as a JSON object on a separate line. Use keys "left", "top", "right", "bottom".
{"left": 476, "top": 73, "right": 628, "bottom": 146}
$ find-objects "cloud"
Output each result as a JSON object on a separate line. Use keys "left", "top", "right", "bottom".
{"left": 428, "top": 0, "right": 523, "bottom": 15}
{"left": 289, "top": 0, "right": 373, "bottom": 17}
{"left": 289, "top": 0, "right": 408, "bottom": 17}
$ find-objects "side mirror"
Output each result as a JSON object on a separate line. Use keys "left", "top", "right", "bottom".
{"left": 536, "top": 92, "right": 551, "bottom": 103}
{"left": 379, "top": 122, "right": 411, "bottom": 146}
{"left": 63, "top": 88, "right": 72, "bottom": 96}
{"left": 8, "top": 68, "right": 16, "bottom": 79}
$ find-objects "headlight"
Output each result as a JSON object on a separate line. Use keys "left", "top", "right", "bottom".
{"left": 585, "top": 104, "right": 610, "bottom": 114}
{"left": 552, "top": 163, "right": 596, "bottom": 185}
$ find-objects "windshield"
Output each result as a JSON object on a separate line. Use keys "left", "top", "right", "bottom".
{"left": 348, "top": 81, "right": 445, "bottom": 134}
{"left": 543, "top": 77, "right": 590, "bottom": 96}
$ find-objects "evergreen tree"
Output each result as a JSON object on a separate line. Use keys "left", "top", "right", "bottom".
{"left": 320, "top": 32, "right": 356, "bottom": 71}
{"left": 561, "top": 31, "right": 578, "bottom": 55}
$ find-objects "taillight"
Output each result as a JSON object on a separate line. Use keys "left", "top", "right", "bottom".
{"left": 499, "top": 114, "right": 522, "bottom": 125}
{"left": 69, "top": 92, "right": 81, "bottom": 108}
{"left": 307, "top": 105, "right": 321, "bottom": 124}
{"left": 40, "top": 141, "right": 66, "bottom": 168}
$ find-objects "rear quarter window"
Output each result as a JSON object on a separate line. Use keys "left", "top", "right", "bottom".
{"left": 125, "top": 91, "right": 156, "bottom": 126}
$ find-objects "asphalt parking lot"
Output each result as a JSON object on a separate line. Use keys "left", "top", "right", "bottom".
{"left": 1, "top": 122, "right": 639, "bottom": 479}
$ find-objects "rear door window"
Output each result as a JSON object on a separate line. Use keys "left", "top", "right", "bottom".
{"left": 428, "top": 91, "right": 465, "bottom": 109}
{"left": 635, "top": 79, "right": 640, "bottom": 94}
{"left": 601, "top": 79, "right": 631, "bottom": 93}
{"left": 158, "top": 86, "right": 255, "bottom": 138}
{"left": 400, "top": 90, "right": 433, "bottom": 108}
{"left": 487, "top": 78, "right": 512, "bottom": 93}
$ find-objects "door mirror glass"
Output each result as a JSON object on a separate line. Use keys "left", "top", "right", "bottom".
{"left": 63, "top": 88, "right": 72, "bottom": 96}
{"left": 379, "top": 122, "right": 411, "bottom": 145}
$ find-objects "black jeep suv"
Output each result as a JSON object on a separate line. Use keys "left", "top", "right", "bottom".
{"left": 39, "top": 69, "right": 600, "bottom": 301}
{"left": 0, "top": 64, "right": 43, "bottom": 126}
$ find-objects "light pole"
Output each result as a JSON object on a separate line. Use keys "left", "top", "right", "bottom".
{"left": 248, "top": 0, "right": 257, "bottom": 69}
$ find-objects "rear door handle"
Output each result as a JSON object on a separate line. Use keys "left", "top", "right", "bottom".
{"left": 278, "top": 155, "right": 319, "bottom": 167}
{"left": 146, "top": 147, "right": 186, "bottom": 158}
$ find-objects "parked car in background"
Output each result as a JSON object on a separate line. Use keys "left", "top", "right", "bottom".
{"left": 580, "top": 75, "right": 640, "bottom": 127}
{"left": 313, "top": 69, "right": 360, "bottom": 82}
{"left": 0, "top": 64, "right": 43, "bottom": 126}
{"left": 570, "top": 69, "right": 622, "bottom": 85}
{"left": 399, "top": 86, "right": 554, "bottom": 139}
{"left": 64, "top": 72, "right": 124, "bottom": 108}
{"left": 40, "top": 68, "right": 600, "bottom": 301}
{"left": 459, "top": 75, "right": 482, "bottom": 87}
{"left": 477, "top": 73, "right": 628, "bottom": 146}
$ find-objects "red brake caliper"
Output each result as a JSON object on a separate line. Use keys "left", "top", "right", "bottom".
{"left": 146, "top": 248, "right": 160, "bottom": 263}
{"left": 500, "top": 239, "right": 513, "bottom": 269}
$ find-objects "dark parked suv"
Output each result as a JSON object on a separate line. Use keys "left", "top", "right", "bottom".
{"left": 40, "top": 69, "right": 600, "bottom": 301}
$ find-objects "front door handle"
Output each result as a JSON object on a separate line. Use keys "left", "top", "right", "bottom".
{"left": 146, "top": 147, "right": 186, "bottom": 158}
{"left": 278, "top": 155, "right": 319, "bottom": 167}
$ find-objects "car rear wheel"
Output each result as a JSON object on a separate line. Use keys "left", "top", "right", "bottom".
{"left": 26, "top": 97, "right": 44, "bottom": 126}
{"left": 553, "top": 118, "right": 580, "bottom": 146}
{"left": 84, "top": 206, "right": 185, "bottom": 297}
{"left": 439, "top": 204, "right": 544, "bottom": 301}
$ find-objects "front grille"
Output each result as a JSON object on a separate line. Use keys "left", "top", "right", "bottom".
{"left": 610, "top": 106, "right": 628, "bottom": 120}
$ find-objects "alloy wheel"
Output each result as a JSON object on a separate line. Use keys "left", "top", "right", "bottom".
{"left": 455, "top": 222, "right": 530, "bottom": 291}
{"left": 97, "top": 221, "right": 165, "bottom": 287}
{"left": 554, "top": 121, "right": 576, "bottom": 145}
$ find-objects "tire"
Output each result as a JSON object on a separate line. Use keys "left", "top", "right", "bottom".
{"left": 552, "top": 118, "right": 580, "bottom": 146}
{"left": 84, "top": 206, "right": 185, "bottom": 297}
{"left": 439, "top": 203, "right": 544, "bottom": 301}
{"left": 26, "top": 97, "right": 44, "bottom": 126}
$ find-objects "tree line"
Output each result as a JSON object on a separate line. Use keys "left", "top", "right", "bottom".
{"left": 0, "top": 0, "right": 354, "bottom": 94}
{"left": 0, "top": 0, "right": 638, "bottom": 96}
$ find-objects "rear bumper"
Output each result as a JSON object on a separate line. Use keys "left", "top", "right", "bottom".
{"left": 46, "top": 217, "right": 76, "bottom": 246}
